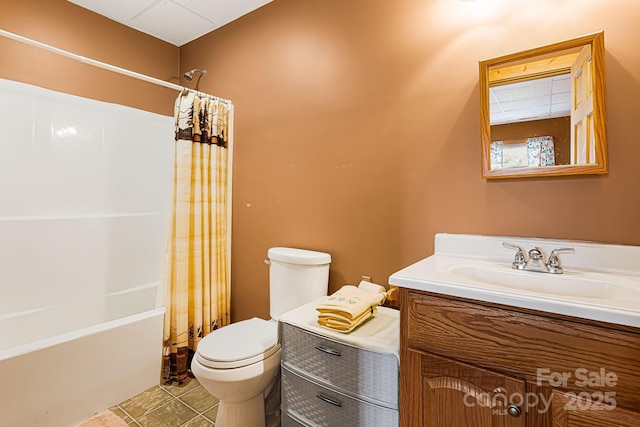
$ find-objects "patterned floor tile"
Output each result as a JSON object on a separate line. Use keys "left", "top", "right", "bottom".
{"left": 180, "top": 415, "right": 214, "bottom": 427}
{"left": 162, "top": 376, "right": 201, "bottom": 397}
{"left": 109, "top": 406, "right": 135, "bottom": 424}
{"left": 202, "top": 405, "right": 219, "bottom": 424}
{"left": 118, "top": 386, "right": 174, "bottom": 419}
{"left": 136, "top": 399, "right": 197, "bottom": 427}
{"left": 179, "top": 386, "right": 219, "bottom": 413}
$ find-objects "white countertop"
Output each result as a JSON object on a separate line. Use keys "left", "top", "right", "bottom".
{"left": 389, "top": 233, "right": 640, "bottom": 328}
{"left": 279, "top": 296, "right": 400, "bottom": 358}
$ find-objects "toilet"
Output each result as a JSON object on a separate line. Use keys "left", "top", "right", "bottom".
{"left": 191, "top": 247, "right": 331, "bottom": 427}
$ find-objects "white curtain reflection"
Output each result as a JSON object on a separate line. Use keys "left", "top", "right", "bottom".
{"left": 490, "top": 136, "right": 555, "bottom": 169}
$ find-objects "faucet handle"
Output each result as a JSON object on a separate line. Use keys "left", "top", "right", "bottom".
{"left": 503, "top": 242, "right": 526, "bottom": 270}
{"left": 547, "top": 247, "right": 575, "bottom": 274}
{"left": 528, "top": 247, "right": 544, "bottom": 261}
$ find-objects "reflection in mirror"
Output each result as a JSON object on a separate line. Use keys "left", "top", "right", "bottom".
{"left": 479, "top": 32, "right": 607, "bottom": 179}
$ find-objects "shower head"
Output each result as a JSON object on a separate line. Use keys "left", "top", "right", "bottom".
{"left": 184, "top": 68, "right": 207, "bottom": 81}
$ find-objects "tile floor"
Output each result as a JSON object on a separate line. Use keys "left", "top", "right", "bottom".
{"left": 109, "top": 375, "right": 219, "bottom": 427}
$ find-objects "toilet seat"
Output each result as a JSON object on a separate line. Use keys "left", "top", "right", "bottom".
{"left": 195, "top": 317, "right": 279, "bottom": 369}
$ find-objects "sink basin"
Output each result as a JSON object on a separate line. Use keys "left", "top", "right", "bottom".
{"left": 389, "top": 233, "right": 640, "bottom": 328}
{"left": 448, "top": 265, "right": 632, "bottom": 299}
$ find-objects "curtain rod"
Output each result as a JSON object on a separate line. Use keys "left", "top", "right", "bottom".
{"left": 0, "top": 28, "right": 231, "bottom": 104}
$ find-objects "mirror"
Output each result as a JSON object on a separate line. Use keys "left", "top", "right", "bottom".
{"left": 479, "top": 32, "right": 607, "bottom": 179}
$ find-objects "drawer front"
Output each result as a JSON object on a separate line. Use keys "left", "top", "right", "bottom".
{"left": 282, "top": 411, "right": 307, "bottom": 427}
{"left": 281, "top": 323, "right": 398, "bottom": 407}
{"left": 281, "top": 366, "right": 399, "bottom": 427}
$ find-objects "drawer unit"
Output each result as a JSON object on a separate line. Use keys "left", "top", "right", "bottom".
{"left": 281, "top": 366, "right": 399, "bottom": 427}
{"left": 281, "top": 323, "right": 398, "bottom": 408}
{"left": 279, "top": 299, "right": 400, "bottom": 427}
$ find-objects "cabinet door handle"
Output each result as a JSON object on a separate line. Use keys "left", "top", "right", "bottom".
{"left": 316, "top": 393, "right": 343, "bottom": 407}
{"left": 315, "top": 345, "right": 341, "bottom": 357}
{"left": 507, "top": 404, "right": 522, "bottom": 417}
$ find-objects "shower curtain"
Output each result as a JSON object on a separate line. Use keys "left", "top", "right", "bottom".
{"left": 160, "top": 92, "right": 233, "bottom": 382}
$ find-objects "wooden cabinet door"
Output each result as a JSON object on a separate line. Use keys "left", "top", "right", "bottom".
{"left": 417, "top": 351, "right": 526, "bottom": 427}
{"left": 552, "top": 391, "right": 640, "bottom": 427}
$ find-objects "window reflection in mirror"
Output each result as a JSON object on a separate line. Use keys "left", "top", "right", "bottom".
{"left": 479, "top": 32, "right": 607, "bottom": 179}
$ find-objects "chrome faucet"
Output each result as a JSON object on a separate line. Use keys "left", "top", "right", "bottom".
{"left": 546, "top": 247, "right": 575, "bottom": 274}
{"left": 502, "top": 243, "right": 526, "bottom": 270}
{"left": 503, "top": 243, "right": 574, "bottom": 274}
{"left": 525, "top": 247, "right": 548, "bottom": 272}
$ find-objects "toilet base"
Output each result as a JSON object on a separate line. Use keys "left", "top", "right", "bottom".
{"left": 215, "top": 393, "right": 266, "bottom": 427}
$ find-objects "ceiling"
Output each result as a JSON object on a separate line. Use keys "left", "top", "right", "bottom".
{"left": 490, "top": 74, "right": 572, "bottom": 125}
{"left": 67, "top": 0, "right": 273, "bottom": 46}
{"left": 66, "top": 0, "right": 573, "bottom": 123}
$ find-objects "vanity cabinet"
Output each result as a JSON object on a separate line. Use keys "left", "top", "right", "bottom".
{"left": 399, "top": 288, "right": 640, "bottom": 427}
{"left": 413, "top": 350, "right": 526, "bottom": 426}
{"left": 551, "top": 391, "right": 640, "bottom": 426}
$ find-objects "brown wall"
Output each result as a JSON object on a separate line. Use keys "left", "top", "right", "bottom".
{"left": 0, "top": 0, "right": 179, "bottom": 115}
{"left": 3, "top": 0, "right": 640, "bottom": 324}
{"left": 180, "top": 0, "right": 640, "bottom": 322}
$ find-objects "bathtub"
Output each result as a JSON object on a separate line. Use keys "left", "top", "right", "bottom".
{"left": 0, "top": 287, "right": 165, "bottom": 427}
{"left": 0, "top": 214, "right": 169, "bottom": 427}
{"left": 0, "top": 79, "right": 174, "bottom": 426}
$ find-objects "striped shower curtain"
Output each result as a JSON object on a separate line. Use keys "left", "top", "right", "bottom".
{"left": 159, "top": 92, "right": 233, "bottom": 382}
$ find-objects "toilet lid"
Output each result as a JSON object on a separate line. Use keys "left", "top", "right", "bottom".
{"left": 195, "top": 317, "right": 279, "bottom": 369}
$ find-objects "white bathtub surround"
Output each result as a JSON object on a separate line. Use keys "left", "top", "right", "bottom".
{"left": 0, "top": 78, "right": 173, "bottom": 427}
{"left": 158, "top": 92, "right": 234, "bottom": 383}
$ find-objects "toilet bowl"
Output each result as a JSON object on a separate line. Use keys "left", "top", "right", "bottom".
{"left": 192, "top": 247, "right": 331, "bottom": 427}
{"left": 191, "top": 317, "right": 280, "bottom": 427}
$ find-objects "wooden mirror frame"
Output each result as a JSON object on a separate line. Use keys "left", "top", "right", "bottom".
{"left": 479, "top": 32, "right": 607, "bottom": 179}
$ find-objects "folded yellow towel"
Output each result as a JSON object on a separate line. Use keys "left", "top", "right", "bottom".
{"left": 316, "top": 285, "right": 385, "bottom": 318}
{"left": 318, "top": 305, "right": 378, "bottom": 332}
{"left": 317, "top": 306, "right": 375, "bottom": 325}
{"left": 316, "top": 285, "right": 385, "bottom": 333}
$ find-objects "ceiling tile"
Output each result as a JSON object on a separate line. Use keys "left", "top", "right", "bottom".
{"left": 129, "top": 0, "right": 216, "bottom": 46}
{"left": 68, "top": 0, "right": 273, "bottom": 46}
{"left": 551, "top": 102, "right": 571, "bottom": 114}
{"left": 68, "top": 0, "right": 158, "bottom": 22}
{"left": 179, "top": 0, "right": 272, "bottom": 27}
{"left": 490, "top": 73, "right": 576, "bottom": 124}
{"left": 501, "top": 95, "right": 551, "bottom": 112}
{"left": 552, "top": 92, "right": 571, "bottom": 105}
{"left": 552, "top": 75, "right": 571, "bottom": 93}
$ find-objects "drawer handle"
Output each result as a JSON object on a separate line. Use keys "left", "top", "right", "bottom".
{"left": 315, "top": 345, "right": 341, "bottom": 357}
{"left": 316, "top": 393, "right": 343, "bottom": 407}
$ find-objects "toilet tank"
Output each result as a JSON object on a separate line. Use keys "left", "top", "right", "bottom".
{"left": 268, "top": 247, "right": 331, "bottom": 320}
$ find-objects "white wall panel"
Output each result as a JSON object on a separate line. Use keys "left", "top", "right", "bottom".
{"left": 0, "top": 78, "right": 173, "bottom": 319}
